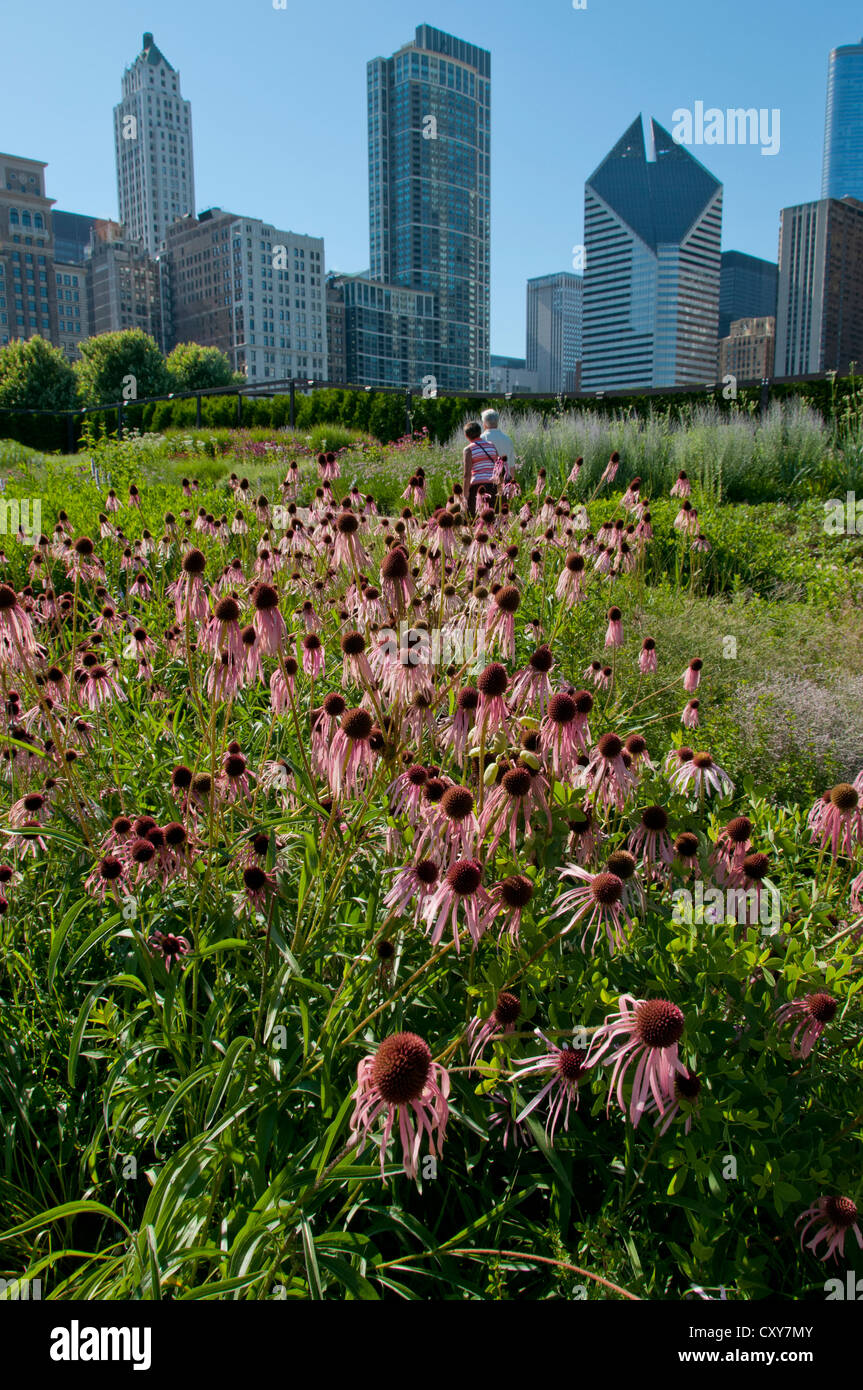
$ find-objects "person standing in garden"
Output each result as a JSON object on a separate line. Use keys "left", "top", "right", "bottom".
{"left": 462, "top": 422, "right": 500, "bottom": 515}
{"left": 480, "top": 409, "right": 516, "bottom": 482}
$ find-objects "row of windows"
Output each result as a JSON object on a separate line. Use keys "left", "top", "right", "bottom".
{"left": 7, "top": 210, "right": 45, "bottom": 229}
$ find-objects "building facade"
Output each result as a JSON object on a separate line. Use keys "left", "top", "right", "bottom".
{"left": 526, "top": 272, "right": 583, "bottom": 393}
{"left": 114, "top": 33, "right": 195, "bottom": 256}
{"left": 86, "top": 219, "right": 164, "bottom": 347}
{"left": 325, "top": 273, "right": 347, "bottom": 383}
{"left": 0, "top": 153, "right": 58, "bottom": 348}
{"left": 582, "top": 116, "right": 722, "bottom": 393}
{"left": 54, "top": 262, "right": 90, "bottom": 359}
{"left": 336, "top": 274, "right": 438, "bottom": 389}
{"left": 775, "top": 196, "right": 863, "bottom": 376}
{"left": 52, "top": 211, "right": 97, "bottom": 266}
{"left": 490, "top": 355, "right": 539, "bottom": 393}
{"left": 165, "top": 209, "right": 327, "bottom": 381}
{"left": 719, "top": 251, "right": 778, "bottom": 339}
{"left": 368, "top": 24, "right": 490, "bottom": 390}
{"left": 822, "top": 40, "right": 863, "bottom": 202}
{"left": 718, "top": 317, "right": 775, "bottom": 382}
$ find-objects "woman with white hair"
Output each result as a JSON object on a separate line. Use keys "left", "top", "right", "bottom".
{"left": 480, "top": 410, "right": 516, "bottom": 483}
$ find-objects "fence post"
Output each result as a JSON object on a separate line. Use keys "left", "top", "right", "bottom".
{"left": 405, "top": 389, "right": 412, "bottom": 437}
{"left": 117, "top": 402, "right": 124, "bottom": 437}
{"left": 236, "top": 392, "right": 242, "bottom": 427}
{"left": 760, "top": 377, "right": 771, "bottom": 418}
{"left": 289, "top": 380, "right": 295, "bottom": 429}
{"left": 196, "top": 394, "right": 202, "bottom": 429}
{"left": 66, "top": 413, "right": 75, "bottom": 455}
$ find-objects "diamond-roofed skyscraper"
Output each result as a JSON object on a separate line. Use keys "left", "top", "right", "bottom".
{"left": 367, "top": 24, "right": 490, "bottom": 391}
{"left": 582, "top": 115, "right": 722, "bottom": 392}
{"left": 114, "top": 32, "right": 195, "bottom": 256}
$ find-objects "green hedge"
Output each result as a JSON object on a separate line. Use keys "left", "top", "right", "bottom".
{"left": 0, "top": 373, "right": 860, "bottom": 452}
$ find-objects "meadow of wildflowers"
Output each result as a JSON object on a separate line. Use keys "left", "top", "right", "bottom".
{"left": 0, "top": 422, "right": 861, "bottom": 1303}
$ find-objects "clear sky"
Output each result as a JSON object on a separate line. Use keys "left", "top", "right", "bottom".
{"left": 0, "top": 0, "right": 857, "bottom": 356}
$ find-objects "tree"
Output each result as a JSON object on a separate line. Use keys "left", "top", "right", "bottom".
{"left": 166, "top": 342, "right": 240, "bottom": 392}
{"left": 0, "top": 335, "right": 78, "bottom": 411}
{"left": 75, "top": 330, "right": 172, "bottom": 407}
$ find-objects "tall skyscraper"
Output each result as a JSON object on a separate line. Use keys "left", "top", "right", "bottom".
{"left": 86, "top": 220, "right": 164, "bottom": 348}
{"left": 822, "top": 40, "right": 863, "bottom": 202}
{"left": 367, "top": 24, "right": 490, "bottom": 390}
{"left": 166, "top": 209, "right": 327, "bottom": 381}
{"left": 526, "top": 272, "right": 583, "bottom": 393}
{"left": 114, "top": 33, "right": 195, "bottom": 256}
{"left": 775, "top": 196, "right": 863, "bottom": 376}
{"left": 719, "top": 251, "right": 778, "bottom": 339}
{"left": 582, "top": 116, "right": 722, "bottom": 393}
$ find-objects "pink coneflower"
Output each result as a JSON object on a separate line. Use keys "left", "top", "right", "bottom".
{"left": 683, "top": 658, "right": 703, "bottom": 693}
{"left": 172, "top": 549, "right": 209, "bottom": 626}
{"left": 301, "top": 632, "right": 325, "bottom": 678}
{"left": 568, "top": 456, "right": 583, "bottom": 483}
{"left": 222, "top": 749, "right": 253, "bottom": 802}
{"left": 540, "top": 690, "right": 593, "bottom": 780}
{"left": 333, "top": 510, "right": 370, "bottom": 571}
{"left": 380, "top": 546, "right": 415, "bottom": 615}
{"left": 80, "top": 663, "right": 125, "bottom": 711}
{"left": 638, "top": 637, "right": 657, "bottom": 674}
{"left": 326, "top": 707, "right": 376, "bottom": 798}
{"left": 416, "top": 784, "right": 479, "bottom": 860}
{"left": 442, "top": 686, "right": 478, "bottom": 767}
{"left": 671, "top": 470, "right": 691, "bottom": 498}
{"left": 252, "top": 583, "right": 287, "bottom": 657}
{"left": 476, "top": 662, "right": 510, "bottom": 737}
{"left": 710, "top": 815, "right": 753, "bottom": 884}
{"left": 775, "top": 992, "right": 838, "bottom": 1058}
{"left": 600, "top": 451, "right": 620, "bottom": 484}
{"left": 672, "top": 830, "right": 701, "bottom": 874}
{"left": 583, "top": 732, "right": 633, "bottom": 812}
{"left": 240, "top": 863, "right": 277, "bottom": 913}
{"left": 349, "top": 1031, "right": 450, "bottom": 1180}
{"left": 629, "top": 804, "right": 674, "bottom": 874}
{"left": 682, "top": 699, "right": 700, "bottom": 728}
{"left": 810, "top": 783, "right": 863, "bottom": 859}
{"left": 605, "top": 605, "right": 624, "bottom": 647}
{"left": 674, "top": 501, "right": 698, "bottom": 533}
{"left": 641, "top": 1067, "right": 702, "bottom": 1135}
{"left": 468, "top": 989, "right": 522, "bottom": 1066}
{"left": 485, "top": 585, "right": 520, "bottom": 660}
{"left": 383, "top": 857, "right": 440, "bottom": 926}
{"left": 388, "top": 763, "right": 429, "bottom": 823}
{"left": 206, "top": 651, "right": 243, "bottom": 702}
{"left": 552, "top": 864, "right": 633, "bottom": 954}
{"left": 588, "top": 994, "right": 687, "bottom": 1127}
{"left": 202, "top": 596, "right": 245, "bottom": 663}
{"left": 84, "top": 855, "right": 126, "bottom": 902}
{"left": 555, "top": 552, "right": 586, "bottom": 606}
{"left": 514, "top": 1032, "right": 591, "bottom": 1140}
{"left": 105, "top": 489, "right": 120, "bottom": 513}
{"left": 480, "top": 765, "right": 549, "bottom": 857}
{"left": 0, "top": 584, "right": 37, "bottom": 663}
{"left": 8, "top": 790, "right": 51, "bottom": 829}
{"left": 510, "top": 645, "right": 555, "bottom": 715}
{"left": 148, "top": 930, "right": 191, "bottom": 971}
{"left": 670, "top": 750, "right": 733, "bottom": 799}
{"left": 796, "top": 1196, "right": 862, "bottom": 1265}
{"left": 423, "top": 857, "right": 492, "bottom": 953}
{"left": 480, "top": 872, "right": 535, "bottom": 945}
{"left": 340, "top": 630, "right": 374, "bottom": 686}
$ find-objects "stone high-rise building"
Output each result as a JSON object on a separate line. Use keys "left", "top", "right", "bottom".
{"left": 718, "top": 317, "right": 775, "bottom": 382}
{"left": 86, "top": 219, "right": 165, "bottom": 347}
{"left": 114, "top": 32, "right": 195, "bottom": 256}
{"left": 0, "top": 153, "right": 58, "bottom": 348}
{"left": 165, "top": 209, "right": 327, "bottom": 381}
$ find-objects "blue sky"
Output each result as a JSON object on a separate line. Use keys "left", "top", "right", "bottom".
{"left": 0, "top": 0, "right": 857, "bottom": 355}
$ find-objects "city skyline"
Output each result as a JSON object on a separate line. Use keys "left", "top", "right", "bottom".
{"left": 0, "top": 0, "right": 852, "bottom": 357}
